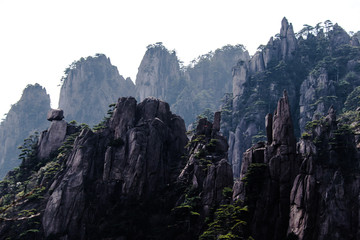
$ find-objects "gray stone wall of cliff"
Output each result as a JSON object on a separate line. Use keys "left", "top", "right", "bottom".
{"left": 234, "top": 93, "right": 360, "bottom": 240}
{"left": 42, "top": 97, "right": 189, "bottom": 239}
{"left": 0, "top": 84, "right": 50, "bottom": 178}
{"left": 227, "top": 17, "right": 360, "bottom": 178}
{"left": 58, "top": 54, "right": 135, "bottom": 126}
{"left": 233, "top": 91, "right": 298, "bottom": 240}
{"left": 135, "top": 43, "right": 249, "bottom": 126}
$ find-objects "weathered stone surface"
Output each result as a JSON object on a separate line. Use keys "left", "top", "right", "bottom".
{"left": 227, "top": 18, "right": 299, "bottom": 178}
{"left": 171, "top": 44, "right": 249, "bottom": 125}
{"left": 288, "top": 108, "right": 360, "bottom": 240}
{"left": 234, "top": 91, "right": 298, "bottom": 240}
{"left": 47, "top": 109, "right": 64, "bottom": 121}
{"left": 136, "top": 44, "right": 182, "bottom": 105}
{"left": 299, "top": 68, "right": 338, "bottom": 133}
{"left": 59, "top": 54, "right": 135, "bottom": 126}
{"left": 212, "top": 111, "right": 221, "bottom": 133}
{"left": 232, "top": 60, "right": 248, "bottom": 111}
{"left": 176, "top": 115, "right": 232, "bottom": 238}
{"left": 272, "top": 90, "right": 296, "bottom": 147}
{"left": 37, "top": 120, "right": 68, "bottom": 159}
{"left": 0, "top": 84, "right": 50, "bottom": 178}
{"left": 43, "top": 97, "right": 188, "bottom": 239}
{"left": 239, "top": 97, "right": 360, "bottom": 239}
{"left": 280, "top": 17, "right": 297, "bottom": 60}
{"left": 249, "top": 51, "right": 265, "bottom": 73}
{"left": 265, "top": 113, "right": 273, "bottom": 144}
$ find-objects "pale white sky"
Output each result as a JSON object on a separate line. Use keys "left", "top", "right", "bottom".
{"left": 0, "top": 0, "right": 359, "bottom": 120}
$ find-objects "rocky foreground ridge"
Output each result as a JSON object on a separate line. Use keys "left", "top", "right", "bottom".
{"left": 0, "top": 97, "right": 233, "bottom": 239}
{"left": 1, "top": 93, "right": 360, "bottom": 239}
{"left": 234, "top": 91, "right": 360, "bottom": 240}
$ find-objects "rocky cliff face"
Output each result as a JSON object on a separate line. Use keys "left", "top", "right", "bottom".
{"left": 227, "top": 17, "right": 360, "bottom": 177}
{"left": 236, "top": 92, "right": 360, "bottom": 240}
{"left": 136, "top": 43, "right": 183, "bottom": 105}
{"left": 172, "top": 45, "right": 249, "bottom": 125}
{"left": 175, "top": 113, "right": 233, "bottom": 238}
{"left": 299, "top": 68, "right": 338, "bottom": 132}
{"left": 0, "top": 97, "right": 235, "bottom": 239}
{"left": 289, "top": 107, "right": 360, "bottom": 239}
{"left": 226, "top": 18, "right": 300, "bottom": 177}
{"left": 136, "top": 43, "right": 249, "bottom": 125}
{"left": 0, "top": 84, "right": 50, "bottom": 178}
{"left": 248, "top": 17, "right": 297, "bottom": 75}
{"left": 233, "top": 91, "right": 298, "bottom": 240}
{"left": 43, "top": 97, "right": 188, "bottom": 239}
{"left": 59, "top": 54, "right": 135, "bottom": 126}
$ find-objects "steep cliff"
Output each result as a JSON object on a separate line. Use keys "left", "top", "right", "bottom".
{"left": 174, "top": 113, "right": 233, "bottom": 238}
{"left": 0, "top": 84, "right": 50, "bottom": 178}
{"left": 233, "top": 91, "right": 298, "bottom": 240}
{"left": 226, "top": 18, "right": 301, "bottom": 177}
{"left": 173, "top": 45, "right": 249, "bottom": 125}
{"left": 59, "top": 54, "right": 135, "bottom": 126}
{"left": 136, "top": 43, "right": 184, "bottom": 105}
{"left": 43, "top": 97, "right": 188, "bottom": 239}
{"left": 0, "top": 97, "right": 235, "bottom": 239}
{"left": 235, "top": 93, "right": 360, "bottom": 240}
{"left": 227, "top": 17, "right": 360, "bottom": 177}
{"left": 135, "top": 43, "right": 249, "bottom": 125}
{"left": 289, "top": 107, "right": 360, "bottom": 239}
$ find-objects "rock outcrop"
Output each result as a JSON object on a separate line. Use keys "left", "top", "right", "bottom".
{"left": 38, "top": 109, "right": 79, "bottom": 160}
{"left": 175, "top": 114, "right": 233, "bottom": 238}
{"left": 226, "top": 17, "right": 360, "bottom": 178}
{"left": 299, "top": 68, "right": 338, "bottom": 133}
{"left": 226, "top": 18, "right": 300, "bottom": 177}
{"left": 237, "top": 93, "right": 360, "bottom": 239}
{"left": 233, "top": 91, "right": 298, "bottom": 240}
{"left": 136, "top": 43, "right": 183, "bottom": 105}
{"left": 59, "top": 54, "right": 135, "bottom": 126}
{"left": 136, "top": 43, "right": 249, "bottom": 125}
{"left": 46, "top": 109, "right": 64, "bottom": 121}
{"left": 0, "top": 84, "right": 50, "bottom": 178}
{"left": 0, "top": 96, "right": 236, "bottom": 239}
{"left": 43, "top": 97, "right": 188, "bottom": 239}
{"left": 289, "top": 107, "right": 360, "bottom": 239}
{"left": 280, "top": 17, "right": 297, "bottom": 60}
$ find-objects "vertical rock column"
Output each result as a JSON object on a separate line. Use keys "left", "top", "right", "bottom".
{"left": 234, "top": 90, "right": 298, "bottom": 240}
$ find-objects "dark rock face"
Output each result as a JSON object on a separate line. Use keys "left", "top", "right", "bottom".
{"left": 226, "top": 17, "right": 360, "bottom": 179}
{"left": 0, "top": 84, "right": 50, "bottom": 178}
{"left": 227, "top": 18, "right": 299, "bottom": 178}
{"left": 37, "top": 120, "right": 67, "bottom": 159}
{"left": 176, "top": 115, "right": 233, "bottom": 238}
{"left": 43, "top": 97, "right": 188, "bottom": 239}
{"left": 59, "top": 54, "right": 135, "bottom": 126}
{"left": 289, "top": 107, "right": 360, "bottom": 240}
{"left": 237, "top": 94, "right": 360, "bottom": 239}
{"left": 234, "top": 91, "right": 298, "bottom": 240}
{"left": 46, "top": 109, "right": 64, "bottom": 121}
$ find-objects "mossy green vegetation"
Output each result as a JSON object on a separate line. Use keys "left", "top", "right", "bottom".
{"left": 200, "top": 201, "right": 251, "bottom": 240}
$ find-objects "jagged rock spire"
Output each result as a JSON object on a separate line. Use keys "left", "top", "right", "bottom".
{"left": 272, "top": 90, "right": 296, "bottom": 146}
{"left": 280, "top": 17, "right": 297, "bottom": 60}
